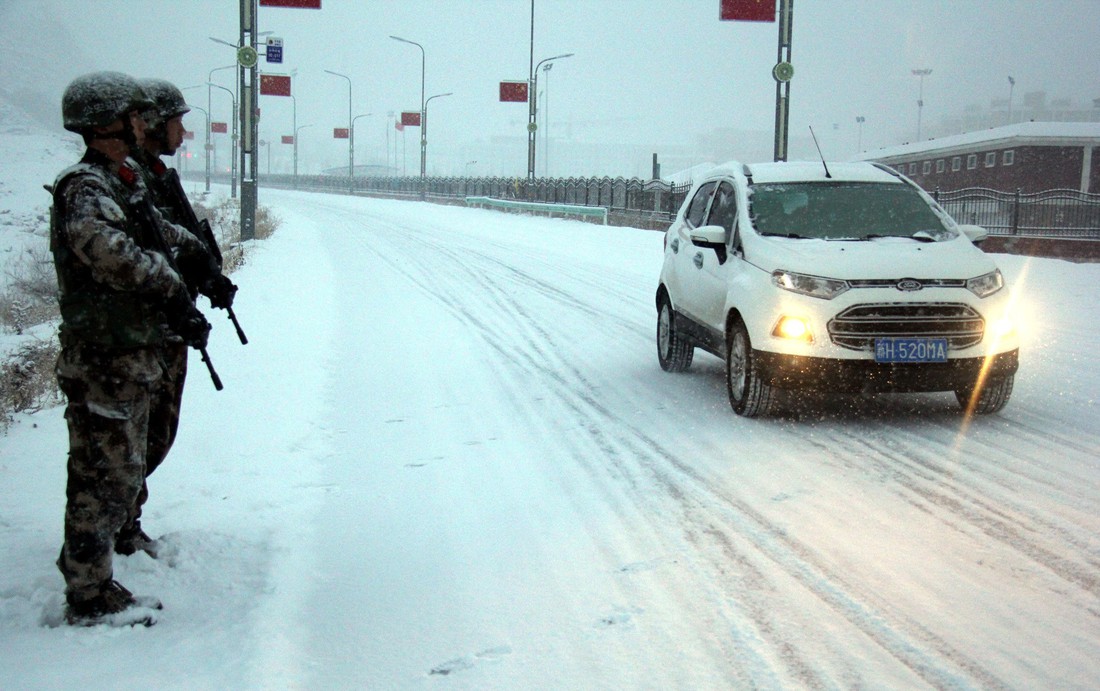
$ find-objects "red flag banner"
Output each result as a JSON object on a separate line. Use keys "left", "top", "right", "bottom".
{"left": 260, "top": 0, "right": 321, "bottom": 8}
{"left": 333, "top": 127, "right": 349, "bottom": 139}
{"left": 400, "top": 111, "right": 421, "bottom": 127}
{"left": 395, "top": 121, "right": 405, "bottom": 132}
{"left": 282, "top": 135, "right": 294, "bottom": 144}
{"left": 211, "top": 122, "right": 228, "bottom": 134}
{"left": 499, "top": 81, "right": 528, "bottom": 103}
{"left": 720, "top": 0, "right": 775, "bottom": 21}
{"left": 260, "top": 74, "right": 292, "bottom": 96}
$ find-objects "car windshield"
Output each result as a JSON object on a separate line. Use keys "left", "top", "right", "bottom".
{"left": 749, "top": 182, "right": 953, "bottom": 241}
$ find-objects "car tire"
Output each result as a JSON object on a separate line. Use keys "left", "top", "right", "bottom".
{"left": 955, "top": 374, "right": 1014, "bottom": 414}
{"left": 726, "top": 319, "right": 773, "bottom": 417}
{"left": 657, "top": 298, "right": 694, "bottom": 372}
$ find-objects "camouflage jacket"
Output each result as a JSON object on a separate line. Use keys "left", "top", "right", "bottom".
{"left": 50, "top": 148, "right": 206, "bottom": 358}
{"left": 130, "top": 147, "right": 184, "bottom": 226}
{"left": 130, "top": 147, "right": 220, "bottom": 292}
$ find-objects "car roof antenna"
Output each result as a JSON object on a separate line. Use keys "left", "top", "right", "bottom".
{"left": 808, "top": 126, "right": 832, "bottom": 178}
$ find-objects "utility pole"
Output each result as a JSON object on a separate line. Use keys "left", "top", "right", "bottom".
{"left": 772, "top": 0, "right": 794, "bottom": 162}
{"left": 238, "top": 0, "right": 259, "bottom": 241}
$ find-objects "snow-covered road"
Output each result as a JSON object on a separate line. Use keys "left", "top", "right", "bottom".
{"left": 3, "top": 189, "right": 1098, "bottom": 689}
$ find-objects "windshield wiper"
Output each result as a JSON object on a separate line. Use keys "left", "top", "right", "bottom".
{"left": 857, "top": 233, "right": 937, "bottom": 242}
{"left": 760, "top": 232, "right": 812, "bottom": 239}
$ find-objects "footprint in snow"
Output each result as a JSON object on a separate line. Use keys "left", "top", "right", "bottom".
{"left": 597, "top": 607, "right": 641, "bottom": 630}
{"left": 429, "top": 646, "right": 512, "bottom": 676}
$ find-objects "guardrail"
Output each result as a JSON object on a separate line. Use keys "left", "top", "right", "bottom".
{"left": 934, "top": 187, "right": 1100, "bottom": 238}
{"left": 464, "top": 196, "right": 608, "bottom": 224}
{"left": 187, "top": 171, "right": 1100, "bottom": 238}
{"left": 217, "top": 172, "right": 690, "bottom": 229}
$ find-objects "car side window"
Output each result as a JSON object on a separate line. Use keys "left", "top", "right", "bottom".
{"left": 685, "top": 182, "right": 717, "bottom": 229}
{"left": 705, "top": 181, "right": 737, "bottom": 235}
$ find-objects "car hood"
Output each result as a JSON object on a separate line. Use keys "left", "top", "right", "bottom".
{"left": 747, "top": 235, "right": 997, "bottom": 280}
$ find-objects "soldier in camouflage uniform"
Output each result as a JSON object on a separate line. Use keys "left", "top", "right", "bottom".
{"left": 51, "top": 71, "right": 219, "bottom": 626}
{"left": 116, "top": 79, "right": 237, "bottom": 559}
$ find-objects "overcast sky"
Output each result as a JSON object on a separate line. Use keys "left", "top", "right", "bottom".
{"left": 2, "top": 0, "right": 1098, "bottom": 177}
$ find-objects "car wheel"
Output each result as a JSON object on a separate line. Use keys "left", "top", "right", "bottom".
{"left": 727, "top": 319, "right": 773, "bottom": 417}
{"left": 657, "top": 298, "right": 694, "bottom": 372}
{"left": 955, "top": 373, "right": 1014, "bottom": 414}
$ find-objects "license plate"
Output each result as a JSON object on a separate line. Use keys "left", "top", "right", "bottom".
{"left": 875, "top": 337, "right": 948, "bottom": 363}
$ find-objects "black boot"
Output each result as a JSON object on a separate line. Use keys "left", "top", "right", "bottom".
{"left": 65, "top": 580, "right": 162, "bottom": 627}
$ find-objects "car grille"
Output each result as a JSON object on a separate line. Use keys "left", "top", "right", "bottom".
{"left": 827, "top": 303, "right": 985, "bottom": 351}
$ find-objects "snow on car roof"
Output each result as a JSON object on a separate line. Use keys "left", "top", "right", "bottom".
{"left": 742, "top": 160, "right": 902, "bottom": 184}
{"left": 697, "top": 160, "right": 903, "bottom": 185}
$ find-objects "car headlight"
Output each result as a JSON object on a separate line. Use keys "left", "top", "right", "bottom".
{"left": 772, "top": 270, "right": 850, "bottom": 300}
{"left": 772, "top": 315, "right": 814, "bottom": 342}
{"left": 966, "top": 269, "right": 1004, "bottom": 298}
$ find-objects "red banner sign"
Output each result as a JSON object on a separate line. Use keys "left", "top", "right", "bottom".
{"left": 260, "top": 0, "right": 321, "bottom": 8}
{"left": 211, "top": 122, "right": 228, "bottom": 134}
{"left": 720, "top": 0, "right": 775, "bottom": 21}
{"left": 260, "top": 74, "right": 292, "bottom": 96}
{"left": 499, "top": 81, "right": 528, "bottom": 103}
{"left": 282, "top": 135, "right": 294, "bottom": 144}
{"left": 395, "top": 121, "right": 405, "bottom": 132}
{"left": 333, "top": 127, "right": 349, "bottom": 139}
{"left": 400, "top": 111, "right": 421, "bottom": 127}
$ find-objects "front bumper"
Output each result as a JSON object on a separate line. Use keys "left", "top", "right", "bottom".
{"left": 754, "top": 348, "right": 1019, "bottom": 393}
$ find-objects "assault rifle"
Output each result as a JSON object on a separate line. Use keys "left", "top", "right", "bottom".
{"left": 160, "top": 168, "right": 248, "bottom": 345}
{"left": 132, "top": 192, "right": 224, "bottom": 391}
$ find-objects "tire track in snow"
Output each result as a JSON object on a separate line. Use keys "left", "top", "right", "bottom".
{"left": 348, "top": 214, "right": 1012, "bottom": 688}
{"left": 837, "top": 432, "right": 1100, "bottom": 598}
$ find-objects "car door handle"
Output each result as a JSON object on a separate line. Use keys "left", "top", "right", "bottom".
{"left": 693, "top": 252, "right": 704, "bottom": 269}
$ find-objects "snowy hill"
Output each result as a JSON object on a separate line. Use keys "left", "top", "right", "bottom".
{"left": 0, "top": 96, "right": 81, "bottom": 294}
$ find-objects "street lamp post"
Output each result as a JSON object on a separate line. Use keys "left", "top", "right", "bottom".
{"left": 423, "top": 92, "right": 452, "bottom": 180}
{"left": 294, "top": 123, "right": 312, "bottom": 188}
{"left": 207, "top": 81, "right": 237, "bottom": 198}
{"left": 206, "top": 64, "right": 235, "bottom": 194}
{"left": 912, "top": 68, "right": 932, "bottom": 141}
{"left": 181, "top": 102, "right": 209, "bottom": 187}
{"left": 528, "top": 53, "right": 573, "bottom": 182}
{"left": 1007, "top": 76, "right": 1016, "bottom": 125}
{"left": 259, "top": 139, "right": 270, "bottom": 175}
{"left": 542, "top": 62, "right": 552, "bottom": 177}
{"left": 389, "top": 35, "right": 426, "bottom": 185}
{"left": 352, "top": 112, "right": 373, "bottom": 180}
{"left": 324, "top": 70, "right": 354, "bottom": 190}
{"left": 856, "top": 115, "right": 865, "bottom": 153}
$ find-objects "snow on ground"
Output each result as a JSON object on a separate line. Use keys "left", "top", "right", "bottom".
{"left": 1, "top": 113, "right": 1099, "bottom": 689}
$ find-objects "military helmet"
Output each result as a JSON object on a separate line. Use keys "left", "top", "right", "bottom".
{"left": 62, "top": 71, "right": 155, "bottom": 133}
{"left": 139, "top": 78, "right": 191, "bottom": 128}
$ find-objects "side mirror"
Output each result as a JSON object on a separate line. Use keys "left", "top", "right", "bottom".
{"left": 958, "top": 224, "right": 989, "bottom": 246}
{"left": 690, "top": 224, "right": 728, "bottom": 264}
{"left": 690, "top": 224, "right": 727, "bottom": 249}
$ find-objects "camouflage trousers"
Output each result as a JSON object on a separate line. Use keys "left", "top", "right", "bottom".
{"left": 125, "top": 343, "right": 187, "bottom": 532}
{"left": 55, "top": 342, "right": 184, "bottom": 602}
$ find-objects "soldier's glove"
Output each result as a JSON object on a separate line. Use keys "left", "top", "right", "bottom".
{"left": 201, "top": 273, "right": 238, "bottom": 310}
{"left": 166, "top": 293, "right": 212, "bottom": 350}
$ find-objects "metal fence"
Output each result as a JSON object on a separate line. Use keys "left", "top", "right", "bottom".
{"left": 933, "top": 187, "right": 1100, "bottom": 238}
{"left": 245, "top": 172, "right": 694, "bottom": 228}
{"left": 192, "top": 171, "right": 1100, "bottom": 239}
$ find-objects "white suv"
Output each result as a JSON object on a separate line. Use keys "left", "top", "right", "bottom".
{"left": 656, "top": 160, "right": 1019, "bottom": 417}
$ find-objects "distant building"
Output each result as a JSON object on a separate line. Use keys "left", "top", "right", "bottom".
{"left": 855, "top": 122, "right": 1100, "bottom": 194}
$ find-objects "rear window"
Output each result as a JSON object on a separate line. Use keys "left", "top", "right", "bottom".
{"left": 749, "top": 182, "right": 950, "bottom": 240}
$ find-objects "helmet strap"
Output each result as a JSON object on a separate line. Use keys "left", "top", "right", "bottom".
{"left": 88, "top": 113, "right": 138, "bottom": 146}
